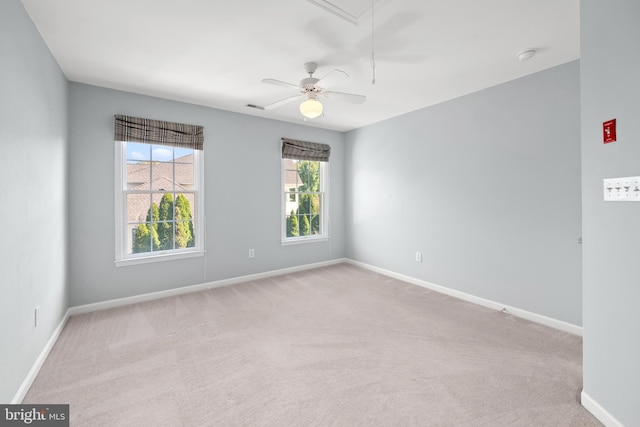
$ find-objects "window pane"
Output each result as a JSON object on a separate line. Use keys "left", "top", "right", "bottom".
{"left": 129, "top": 222, "right": 154, "bottom": 255}
{"left": 298, "top": 194, "right": 312, "bottom": 216}
{"left": 174, "top": 147, "right": 193, "bottom": 160}
{"left": 311, "top": 214, "right": 321, "bottom": 235}
{"left": 174, "top": 193, "right": 196, "bottom": 248}
{"left": 150, "top": 145, "right": 174, "bottom": 162}
{"left": 296, "top": 161, "right": 320, "bottom": 192}
{"left": 300, "top": 214, "right": 311, "bottom": 236}
{"left": 155, "top": 193, "right": 175, "bottom": 215}
{"left": 283, "top": 159, "right": 298, "bottom": 192}
{"left": 126, "top": 142, "right": 151, "bottom": 162}
{"left": 127, "top": 161, "right": 150, "bottom": 190}
{"left": 286, "top": 213, "right": 299, "bottom": 237}
{"left": 188, "top": 220, "right": 197, "bottom": 248}
{"left": 295, "top": 162, "right": 302, "bottom": 189}
{"left": 284, "top": 171, "right": 297, "bottom": 192}
{"left": 175, "top": 221, "right": 194, "bottom": 248}
{"left": 309, "top": 162, "right": 320, "bottom": 192}
{"left": 174, "top": 159, "right": 194, "bottom": 189}
{"left": 174, "top": 193, "right": 195, "bottom": 220}
{"left": 126, "top": 143, "right": 152, "bottom": 191}
{"left": 310, "top": 194, "right": 322, "bottom": 234}
{"left": 151, "top": 162, "right": 175, "bottom": 191}
{"left": 155, "top": 193, "right": 175, "bottom": 236}
{"left": 126, "top": 194, "right": 151, "bottom": 224}
{"left": 150, "top": 193, "right": 165, "bottom": 212}
{"left": 299, "top": 163, "right": 310, "bottom": 191}
{"left": 155, "top": 221, "right": 175, "bottom": 251}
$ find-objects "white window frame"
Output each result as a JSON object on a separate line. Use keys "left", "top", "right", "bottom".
{"left": 281, "top": 160, "right": 329, "bottom": 245}
{"left": 114, "top": 141, "right": 205, "bottom": 266}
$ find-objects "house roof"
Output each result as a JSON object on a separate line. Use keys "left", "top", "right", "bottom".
{"left": 127, "top": 154, "right": 194, "bottom": 190}
{"left": 283, "top": 159, "right": 300, "bottom": 190}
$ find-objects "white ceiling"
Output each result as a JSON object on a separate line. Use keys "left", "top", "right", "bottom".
{"left": 21, "top": 0, "right": 580, "bottom": 132}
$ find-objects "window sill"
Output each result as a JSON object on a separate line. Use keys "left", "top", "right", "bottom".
{"left": 281, "top": 236, "right": 329, "bottom": 246}
{"left": 115, "top": 250, "right": 205, "bottom": 267}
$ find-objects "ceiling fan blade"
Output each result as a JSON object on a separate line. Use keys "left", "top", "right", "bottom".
{"left": 323, "top": 91, "right": 366, "bottom": 104}
{"left": 261, "top": 78, "right": 301, "bottom": 90}
{"left": 316, "top": 69, "right": 349, "bottom": 89}
{"left": 263, "top": 94, "right": 303, "bottom": 110}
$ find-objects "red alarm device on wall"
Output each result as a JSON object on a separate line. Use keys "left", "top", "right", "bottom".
{"left": 603, "top": 119, "right": 616, "bottom": 144}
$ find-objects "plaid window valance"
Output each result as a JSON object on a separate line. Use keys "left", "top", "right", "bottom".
{"left": 282, "top": 138, "right": 330, "bottom": 162}
{"left": 114, "top": 115, "right": 204, "bottom": 150}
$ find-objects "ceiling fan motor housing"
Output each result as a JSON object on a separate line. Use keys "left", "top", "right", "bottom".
{"left": 300, "top": 77, "right": 320, "bottom": 92}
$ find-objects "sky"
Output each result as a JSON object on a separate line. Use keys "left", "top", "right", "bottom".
{"left": 126, "top": 142, "right": 192, "bottom": 162}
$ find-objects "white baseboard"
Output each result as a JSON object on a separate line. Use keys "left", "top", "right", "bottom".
{"left": 581, "top": 391, "right": 624, "bottom": 427}
{"left": 345, "top": 259, "right": 583, "bottom": 336}
{"left": 69, "top": 258, "right": 348, "bottom": 316}
{"left": 12, "top": 308, "right": 71, "bottom": 404}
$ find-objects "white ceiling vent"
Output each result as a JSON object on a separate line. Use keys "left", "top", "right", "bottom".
{"left": 306, "top": 0, "right": 379, "bottom": 25}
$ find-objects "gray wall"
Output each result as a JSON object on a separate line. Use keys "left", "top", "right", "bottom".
{"left": 0, "top": 1, "right": 69, "bottom": 402}
{"left": 581, "top": 1, "right": 640, "bottom": 425}
{"left": 68, "top": 83, "right": 345, "bottom": 306}
{"left": 345, "top": 61, "right": 583, "bottom": 326}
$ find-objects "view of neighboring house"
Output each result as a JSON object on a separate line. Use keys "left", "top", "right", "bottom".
{"left": 125, "top": 153, "right": 196, "bottom": 253}
{"left": 283, "top": 158, "right": 301, "bottom": 215}
{"left": 126, "top": 153, "right": 195, "bottom": 223}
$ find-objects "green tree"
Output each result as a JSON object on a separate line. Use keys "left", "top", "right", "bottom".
{"left": 146, "top": 202, "right": 162, "bottom": 250}
{"left": 296, "top": 161, "right": 320, "bottom": 193}
{"left": 133, "top": 222, "right": 161, "bottom": 253}
{"left": 146, "top": 202, "right": 159, "bottom": 224}
{"left": 301, "top": 214, "right": 310, "bottom": 236}
{"left": 157, "top": 194, "right": 174, "bottom": 250}
{"left": 175, "top": 194, "right": 194, "bottom": 248}
{"left": 311, "top": 214, "right": 320, "bottom": 235}
{"left": 287, "top": 210, "right": 299, "bottom": 237}
{"left": 133, "top": 202, "right": 161, "bottom": 253}
{"left": 133, "top": 223, "right": 151, "bottom": 253}
{"left": 132, "top": 195, "right": 195, "bottom": 253}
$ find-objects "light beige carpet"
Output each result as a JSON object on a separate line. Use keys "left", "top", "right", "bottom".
{"left": 24, "top": 263, "right": 601, "bottom": 426}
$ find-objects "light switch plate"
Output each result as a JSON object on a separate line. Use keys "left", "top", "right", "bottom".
{"left": 604, "top": 176, "right": 640, "bottom": 201}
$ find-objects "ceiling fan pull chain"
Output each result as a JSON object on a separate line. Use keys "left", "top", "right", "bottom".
{"left": 371, "top": 0, "right": 376, "bottom": 84}
{"left": 371, "top": 52, "right": 376, "bottom": 85}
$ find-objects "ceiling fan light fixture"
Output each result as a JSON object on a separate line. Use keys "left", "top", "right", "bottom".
{"left": 300, "top": 97, "right": 323, "bottom": 119}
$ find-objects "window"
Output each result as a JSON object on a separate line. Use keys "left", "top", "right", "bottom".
{"left": 281, "top": 138, "right": 330, "bottom": 243}
{"left": 114, "top": 115, "right": 204, "bottom": 265}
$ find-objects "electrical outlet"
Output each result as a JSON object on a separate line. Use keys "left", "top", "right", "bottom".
{"left": 248, "top": 249, "right": 255, "bottom": 258}
{"left": 415, "top": 251, "right": 422, "bottom": 262}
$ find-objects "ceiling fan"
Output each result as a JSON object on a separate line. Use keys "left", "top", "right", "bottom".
{"left": 256, "top": 62, "right": 366, "bottom": 119}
